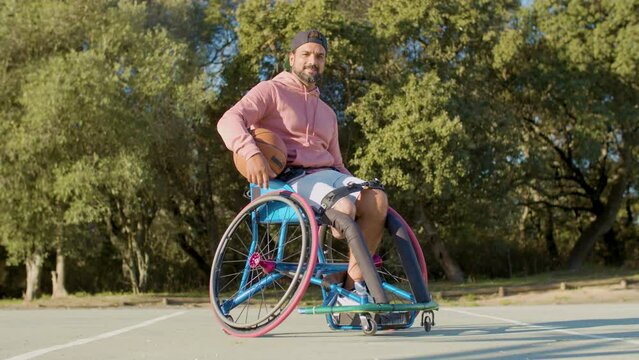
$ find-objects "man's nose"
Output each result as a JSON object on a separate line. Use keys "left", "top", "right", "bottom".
{"left": 307, "top": 54, "right": 319, "bottom": 65}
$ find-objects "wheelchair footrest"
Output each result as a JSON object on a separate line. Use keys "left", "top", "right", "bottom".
{"left": 375, "top": 312, "right": 411, "bottom": 328}
{"left": 333, "top": 311, "right": 411, "bottom": 328}
{"left": 297, "top": 300, "right": 439, "bottom": 315}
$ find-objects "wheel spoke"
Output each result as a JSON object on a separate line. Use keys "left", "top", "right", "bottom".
{"left": 225, "top": 246, "right": 249, "bottom": 259}
{"left": 210, "top": 193, "right": 316, "bottom": 334}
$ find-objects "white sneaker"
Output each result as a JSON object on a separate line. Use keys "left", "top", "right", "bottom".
{"left": 331, "top": 293, "right": 361, "bottom": 325}
{"left": 335, "top": 293, "right": 360, "bottom": 306}
{"left": 354, "top": 281, "right": 374, "bottom": 304}
{"left": 329, "top": 282, "right": 373, "bottom": 325}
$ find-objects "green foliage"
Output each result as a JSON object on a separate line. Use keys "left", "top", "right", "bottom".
{"left": 1, "top": 0, "right": 638, "bottom": 296}
{"left": 350, "top": 73, "right": 464, "bottom": 196}
{"left": 0, "top": 0, "right": 225, "bottom": 293}
{"left": 491, "top": 0, "right": 639, "bottom": 268}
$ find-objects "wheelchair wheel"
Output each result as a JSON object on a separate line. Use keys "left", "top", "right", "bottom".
{"left": 322, "top": 207, "right": 428, "bottom": 328}
{"left": 322, "top": 209, "right": 428, "bottom": 294}
{"left": 210, "top": 191, "right": 318, "bottom": 337}
{"left": 377, "top": 208, "right": 428, "bottom": 305}
{"left": 387, "top": 207, "right": 428, "bottom": 286}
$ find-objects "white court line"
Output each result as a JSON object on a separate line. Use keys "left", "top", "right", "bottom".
{"left": 443, "top": 308, "right": 639, "bottom": 346}
{"left": 4, "top": 311, "right": 186, "bottom": 360}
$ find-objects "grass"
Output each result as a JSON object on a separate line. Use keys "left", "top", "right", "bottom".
{"left": 0, "top": 298, "right": 23, "bottom": 306}
{"left": 1, "top": 266, "right": 636, "bottom": 309}
{"left": 429, "top": 265, "right": 639, "bottom": 292}
{"left": 0, "top": 291, "right": 210, "bottom": 309}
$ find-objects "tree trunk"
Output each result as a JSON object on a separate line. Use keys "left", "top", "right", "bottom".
{"left": 418, "top": 206, "right": 465, "bottom": 283}
{"left": 567, "top": 173, "right": 627, "bottom": 270}
{"left": 176, "top": 233, "right": 210, "bottom": 276}
{"left": 105, "top": 208, "right": 152, "bottom": 294}
{"left": 121, "top": 221, "right": 151, "bottom": 294}
{"left": 24, "top": 251, "right": 43, "bottom": 301}
{"left": 517, "top": 205, "right": 529, "bottom": 244}
{"left": 602, "top": 228, "right": 623, "bottom": 266}
{"left": 134, "top": 246, "right": 149, "bottom": 292}
{"left": 169, "top": 187, "right": 216, "bottom": 273}
{"left": 51, "top": 247, "right": 68, "bottom": 298}
{"left": 516, "top": 206, "right": 530, "bottom": 275}
{"left": 134, "top": 221, "right": 150, "bottom": 292}
{"left": 625, "top": 197, "right": 634, "bottom": 227}
{"left": 544, "top": 207, "right": 559, "bottom": 266}
{"left": 106, "top": 210, "right": 138, "bottom": 293}
{"left": 123, "top": 258, "right": 140, "bottom": 294}
{"left": 125, "top": 231, "right": 142, "bottom": 294}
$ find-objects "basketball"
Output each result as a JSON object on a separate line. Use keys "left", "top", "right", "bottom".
{"left": 233, "top": 128, "right": 287, "bottom": 180}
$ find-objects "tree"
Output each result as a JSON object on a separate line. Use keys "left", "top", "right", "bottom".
{"left": 0, "top": 0, "right": 110, "bottom": 300}
{"left": 1, "top": 0, "right": 224, "bottom": 294}
{"left": 347, "top": 0, "right": 521, "bottom": 281}
{"left": 45, "top": 2, "right": 214, "bottom": 293}
{"left": 348, "top": 73, "right": 467, "bottom": 282}
{"left": 493, "top": 0, "right": 639, "bottom": 269}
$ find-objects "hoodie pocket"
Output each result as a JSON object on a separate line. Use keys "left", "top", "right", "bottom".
{"left": 292, "top": 147, "right": 334, "bottom": 167}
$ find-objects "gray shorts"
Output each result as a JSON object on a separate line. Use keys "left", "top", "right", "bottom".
{"left": 288, "top": 170, "right": 365, "bottom": 209}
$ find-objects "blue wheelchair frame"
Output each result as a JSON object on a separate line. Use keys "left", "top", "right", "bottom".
{"left": 212, "top": 179, "right": 438, "bottom": 336}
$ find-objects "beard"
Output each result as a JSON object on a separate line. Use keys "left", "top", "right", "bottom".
{"left": 294, "top": 65, "right": 322, "bottom": 85}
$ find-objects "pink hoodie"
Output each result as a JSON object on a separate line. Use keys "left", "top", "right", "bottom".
{"left": 217, "top": 71, "right": 349, "bottom": 174}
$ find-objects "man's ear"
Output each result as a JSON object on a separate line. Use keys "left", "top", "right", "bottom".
{"left": 286, "top": 52, "right": 294, "bottom": 71}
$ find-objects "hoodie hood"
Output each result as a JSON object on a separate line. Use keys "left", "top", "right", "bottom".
{"left": 272, "top": 71, "right": 320, "bottom": 97}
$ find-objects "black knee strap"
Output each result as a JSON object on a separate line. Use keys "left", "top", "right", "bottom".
{"left": 317, "top": 179, "right": 384, "bottom": 215}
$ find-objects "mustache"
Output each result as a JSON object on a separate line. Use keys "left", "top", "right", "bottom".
{"left": 304, "top": 65, "right": 319, "bottom": 71}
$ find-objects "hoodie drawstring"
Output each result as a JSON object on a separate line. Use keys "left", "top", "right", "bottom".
{"left": 304, "top": 90, "right": 309, "bottom": 145}
{"left": 303, "top": 87, "right": 319, "bottom": 146}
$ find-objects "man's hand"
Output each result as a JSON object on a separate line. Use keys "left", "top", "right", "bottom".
{"left": 246, "top": 153, "right": 277, "bottom": 189}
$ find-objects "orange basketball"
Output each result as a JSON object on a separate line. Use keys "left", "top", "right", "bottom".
{"left": 233, "top": 128, "right": 287, "bottom": 179}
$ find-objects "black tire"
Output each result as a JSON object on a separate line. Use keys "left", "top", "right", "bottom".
{"left": 363, "top": 314, "right": 378, "bottom": 336}
{"left": 424, "top": 319, "right": 432, "bottom": 332}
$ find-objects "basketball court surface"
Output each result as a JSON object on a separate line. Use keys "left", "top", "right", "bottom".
{"left": 2, "top": 303, "right": 638, "bottom": 359}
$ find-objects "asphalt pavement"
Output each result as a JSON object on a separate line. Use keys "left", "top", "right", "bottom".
{"left": 1, "top": 303, "right": 638, "bottom": 360}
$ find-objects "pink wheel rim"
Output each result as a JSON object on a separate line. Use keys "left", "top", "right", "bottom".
{"left": 209, "top": 191, "right": 319, "bottom": 337}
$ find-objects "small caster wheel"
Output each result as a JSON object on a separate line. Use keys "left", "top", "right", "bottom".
{"left": 362, "top": 315, "right": 377, "bottom": 336}
{"left": 421, "top": 311, "right": 434, "bottom": 333}
{"left": 424, "top": 318, "right": 432, "bottom": 332}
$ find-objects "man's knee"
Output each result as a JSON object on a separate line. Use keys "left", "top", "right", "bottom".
{"left": 329, "top": 197, "right": 356, "bottom": 239}
{"left": 356, "top": 189, "right": 388, "bottom": 219}
{"left": 331, "top": 197, "right": 357, "bottom": 219}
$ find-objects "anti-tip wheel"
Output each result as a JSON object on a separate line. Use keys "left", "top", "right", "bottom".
{"left": 422, "top": 311, "right": 434, "bottom": 332}
{"left": 362, "top": 315, "right": 378, "bottom": 336}
{"left": 424, "top": 319, "right": 432, "bottom": 332}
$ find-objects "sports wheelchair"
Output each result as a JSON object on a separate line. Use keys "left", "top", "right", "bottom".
{"left": 209, "top": 179, "right": 438, "bottom": 337}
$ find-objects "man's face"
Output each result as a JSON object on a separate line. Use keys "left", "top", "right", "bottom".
{"left": 289, "top": 42, "right": 326, "bottom": 87}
